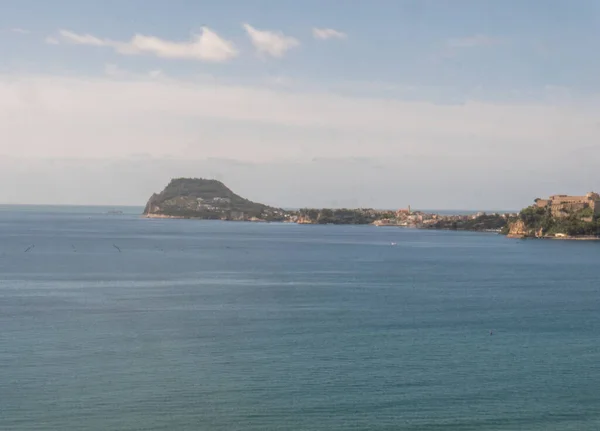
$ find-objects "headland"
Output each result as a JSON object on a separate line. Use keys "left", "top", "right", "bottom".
{"left": 506, "top": 193, "right": 600, "bottom": 240}
{"left": 143, "top": 178, "right": 517, "bottom": 233}
{"left": 143, "top": 178, "right": 600, "bottom": 239}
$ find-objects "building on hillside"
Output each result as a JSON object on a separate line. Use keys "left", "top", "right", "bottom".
{"left": 535, "top": 192, "right": 600, "bottom": 217}
{"left": 396, "top": 205, "right": 411, "bottom": 217}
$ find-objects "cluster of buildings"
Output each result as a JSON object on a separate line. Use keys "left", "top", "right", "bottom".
{"left": 534, "top": 192, "right": 600, "bottom": 218}
{"left": 381, "top": 192, "right": 600, "bottom": 227}
{"left": 373, "top": 207, "right": 516, "bottom": 228}
{"left": 194, "top": 196, "right": 232, "bottom": 212}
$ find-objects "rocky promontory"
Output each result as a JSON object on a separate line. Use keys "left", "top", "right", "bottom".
{"left": 505, "top": 192, "right": 600, "bottom": 239}
{"left": 143, "top": 178, "right": 288, "bottom": 221}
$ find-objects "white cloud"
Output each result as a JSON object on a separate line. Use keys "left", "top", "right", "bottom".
{"left": 1, "top": 72, "right": 599, "bottom": 165}
{"left": 49, "top": 27, "right": 238, "bottom": 62}
{"left": 2, "top": 72, "right": 600, "bottom": 208}
{"left": 57, "top": 29, "right": 107, "bottom": 46}
{"left": 312, "top": 28, "right": 347, "bottom": 40}
{"left": 9, "top": 28, "right": 30, "bottom": 35}
{"left": 446, "top": 34, "right": 502, "bottom": 49}
{"left": 242, "top": 23, "right": 299, "bottom": 58}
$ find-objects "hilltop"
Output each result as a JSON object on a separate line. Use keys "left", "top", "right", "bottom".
{"left": 507, "top": 192, "right": 600, "bottom": 239}
{"left": 143, "top": 178, "right": 287, "bottom": 221}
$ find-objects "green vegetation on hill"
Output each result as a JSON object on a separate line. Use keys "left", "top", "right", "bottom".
{"left": 297, "top": 208, "right": 388, "bottom": 224}
{"left": 425, "top": 214, "right": 511, "bottom": 232}
{"left": 144, "top": 178, "right": 286, "bottom": 221}
{"left": 156, "top": 178, "right": 257, "bottom": 206}
{"left": 517, "top": 206, "right": 600, "bottom": 236}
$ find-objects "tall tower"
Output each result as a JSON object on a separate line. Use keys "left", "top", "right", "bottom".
{"left": 408, "top": 205, "right": 411, "bottom": 214}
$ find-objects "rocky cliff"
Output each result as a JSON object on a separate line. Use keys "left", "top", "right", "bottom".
{"left": 143, "top": 178, "right": 288, "bottom": 221}
{"left": 506, "top": 219, "right": 542, "bottom": 238}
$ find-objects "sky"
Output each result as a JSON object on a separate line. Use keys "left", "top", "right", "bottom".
{"left": 1, "top": 0, "right": 600, "bottom": 210}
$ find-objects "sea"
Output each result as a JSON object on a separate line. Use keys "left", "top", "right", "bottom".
{"left": 1, "top": 205, "right": 599, "bottom": 431}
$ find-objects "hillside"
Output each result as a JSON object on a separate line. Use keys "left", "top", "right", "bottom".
{"left": 424, "top": 213, "right": 511, "bottom": 232}
{"left": 295, "top": 208, "right": 388, "bottom": 225}
{"left": 143, "top": 178, "right": 287, "bottom": 221}
{"left": 507, "top": 201, "right": 600, "bottom": 238}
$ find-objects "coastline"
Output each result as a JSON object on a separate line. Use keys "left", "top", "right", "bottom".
{"left": 507, "top": 234, "right": 600, "bottom": 241}
{"left": 143, "top": 214, "right": 506, "bottom": 234}
{"left": 549, "top": 236, "right": 600, "bottom": 241}
{"left": 144, "top": 214, "right": 183, "bottom": 219}
{"left": 143, "top": 214, "right": 600, "bottom": 240}
{"left": 143, "top": 214, "right": 272, "bottom": 223}
{"left": 141, "top": 179, "right": 600, "bottom": 242}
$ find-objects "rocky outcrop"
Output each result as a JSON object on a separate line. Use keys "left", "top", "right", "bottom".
{"left": 143, "top": 193, "right": 161, "bottom": 216}
{"left": 506, "top": 194, "right": 600, "bottom": 240}
{"left": 507, "top": 219, "right": 546, "bottom": 238}
{"left": 507, "top": 219, "right": 529, "bottom": 238}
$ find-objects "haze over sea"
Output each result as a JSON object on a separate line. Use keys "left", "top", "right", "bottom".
{"left": 1, "top": 206, "right": 599, "bottom": 431}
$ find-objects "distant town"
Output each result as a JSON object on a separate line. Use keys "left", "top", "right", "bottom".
{"left": 290, "top": 207, "right": 516, "bottom": 232}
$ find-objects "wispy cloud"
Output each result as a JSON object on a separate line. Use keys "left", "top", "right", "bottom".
{"left": 2, "top": 71, "right": 597, "bottom": 163}
{"left": 312, "top": 28, "right": 347, "bottom": 40}
{"left": 242, "top": 23, "right": 299, "bottom": 58}
{"left": 58, "top": 30, "right": 106, "bottom": 46}
{"left": 104, "top": 63, "right": 164, "bottom": 80}
{"left": 9, "top": 28, "right": 30, "bottom": 35}
{"left": 44, "top": 36, "right": 60, "bottom": 45}
{"left": 446, "top": 34, "right": 502, "bottom": 49}
{"left": 2, "top": 69, "right": 600, "bottom": 210}
{"left": 47, "top": 28, "right": 238, "bottom": 62}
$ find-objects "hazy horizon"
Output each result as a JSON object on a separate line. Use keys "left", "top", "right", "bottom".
{"left": 2, "top": 1, "right": 600, "bottom": 209}
{"left": 0, "top": 203, "right": 519, "bottom": 215}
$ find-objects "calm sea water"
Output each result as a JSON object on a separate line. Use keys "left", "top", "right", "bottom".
{"left": 1, "top": 207, "right": 599, "bottom": 431}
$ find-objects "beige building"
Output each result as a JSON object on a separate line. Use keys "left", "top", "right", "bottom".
{"left": 535, "top": 192, "right": 600, "bottom": 217}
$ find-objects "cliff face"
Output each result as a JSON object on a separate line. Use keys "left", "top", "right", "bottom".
{"left": 506, "top": 219, "right": 541, "bottom": 238}
{"left": 143, "top": 193, "right": 160, "bottom": 215}
{"left": 143, "top": 178, "right": 287, "bottom": 221}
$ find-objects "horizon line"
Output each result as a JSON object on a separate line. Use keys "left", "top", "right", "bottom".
{"left": 0, "top": 203, "right": 519, "bottom": 213}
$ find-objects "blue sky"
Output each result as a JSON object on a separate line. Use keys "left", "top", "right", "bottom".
{"left": 1, "top": 1, "right": 600, "bottom": 209}
{"left": 4, "top": 0, "right": 600, "bottom": 96}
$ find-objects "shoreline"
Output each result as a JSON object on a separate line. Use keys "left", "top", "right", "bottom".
{"left": 143, "top": 214, "right": 600, "bottom": 240}
{"left": 508, "top": 234, "right": 600, "bottom": 241}
{"left": 144, "top": 214, "right": 184, "bottom": 219}
{"left": 143, "top": 214, "right": 275, "bottom": 223}
{"left": 143, "top": 214, "right": 505, "bottom": 234}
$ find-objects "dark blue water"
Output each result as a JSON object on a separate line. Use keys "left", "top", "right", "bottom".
{"left": 1, "top": 208, "right": 599, "bottom": 430}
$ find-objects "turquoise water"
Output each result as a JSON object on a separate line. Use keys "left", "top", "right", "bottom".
{"left": 1, "top": 208, "right": 599, "bottom": 430}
